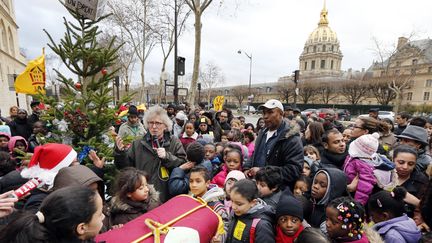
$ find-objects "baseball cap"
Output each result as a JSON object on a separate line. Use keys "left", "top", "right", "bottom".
{"left": 258, "top": 99, "right": 284, "bottom": 111}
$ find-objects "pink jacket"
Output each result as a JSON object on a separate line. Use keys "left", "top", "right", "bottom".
{"left": 211, "top": 164, "right": 229, "bottom": 188}
{"left": 245, "top": 142, "right": 255, "bottom": 159}
{"left": 343, "top": 156, "right": 376, "bottom": 205}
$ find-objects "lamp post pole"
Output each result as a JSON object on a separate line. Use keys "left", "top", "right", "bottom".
{"left": 237, "top": 50, "right": 252, "bottom": 115}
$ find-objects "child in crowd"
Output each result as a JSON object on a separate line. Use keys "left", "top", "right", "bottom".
{"left": 344, "top": 133, "right": 396, "bottom": 205}
{"left": 227, "top": 129, "right": 241, "bottom": 142}
{"left": 243, "top": 130, "right": 255, "bottom": 159}
{"left": 221, "top": 131, "right": 229, "bottom": 143}
{"left": 326, "top": 197, "right": 369, "bottom": 243}
{"left": 212, "top": 148, "right": 243, "bottom": 188}
{"left": 255, "top": 166, "right": 283, "bottom": 209}
{"left": 0, "top": 132, "right": 10, "bottom": 152}
{"left": 342, "top": 128, "right": 353, "bottom": 144}
{"left": 169, "top": 142, "right": 211, "bottom": 196}
{"left": 188, "top": 165, "right": 228, "bottom": 242}
{"left": 0, "top": 186, "right": 104, "bottom": 242}
{"left": 109, "top": 167, "right": 160, "bottom": 226}
{"left": 304, "top": 145, "right": 321, "bottom": 162}
{"left": 204, "top": 143, "right": 222, "bottom": 176}
{"left": 294, "top": 175, "right": 311, "bottom": 197}
{"left": 223, "top": 170, "right": 246, "bottom": 218}
{"left": 295, "top": 227, "right": 330, "bottom": 243}
{"left": 368, "top": 187, "right": 421, "bottom": 243}
{"left": 0, "top": 151, "right": 15, "bottom": 177}
{"left": 8, "top": 136, "right": 28, "bottom": 166}
{"left": 309, "top": 168, "right": 347, "bottom": 233}
{"left": 225, "top": 179, "right": 275, "bottom": 243}
{"left": 230, "top": 119, "right": 242, "bottom": 130}
{"left": 303, "top": 156, "right": 314, "bottom": 177}
{"left": 179, "top": 121, "right": 199, "bottom": 149}
{"left": 275, "top": 193, "right": 305, "bottom": 243}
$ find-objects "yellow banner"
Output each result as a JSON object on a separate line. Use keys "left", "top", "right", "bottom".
{"left": 213, "top": 96, "right": 225, "bottom": 111}
{"left": 14, "top": 54, "right": 46, "bottom": 95}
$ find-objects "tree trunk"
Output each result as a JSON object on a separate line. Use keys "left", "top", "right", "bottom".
{"left": 187, "top": 12, "right": 202, "bottom": 108}
{"left": 140, "top": 60, "right": 146, "bottom": 103}
{"left": 394, "top": 91, "right": 402, "bottom": 113}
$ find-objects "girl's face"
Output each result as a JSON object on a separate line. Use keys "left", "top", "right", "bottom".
{"left": 426, "top": 123, "right": 432, "bottom": 137}
{"left": 258, "top": 119, "right": 265, "bottom": 128}
{"left": 246, "top": 126, "right": 254, "bottom": 133}
{"left": 244, "top": 136, "right": 250, "bottom": 144}
{"left": 342, "top": 129, "right": 352, "bottom": 143}
{"left": 221, "top": 135, "right": 228, "bottom": 142}
{"left": 302, "top": 162, "right": 311, "bottom": 177}
{"left": 230, "top": 189, "right": 256, "bottom": 216}
{"left": 225, "top": 151, "right": 242, "bottom": 171}
{"left": 185, "top": 123, "right": 195, "bottom": 136}
{"left": 294, "top": 180, "right": 309, "bottom": 196}
{"left": 351, "top": 119, "right": 367, "bottom": 139}
{"left": 14, "top": 140, "right": 26, "bottom": 152}
{"left": 232, "top": 123, "right": 240, "bottom": 130}
{"left": 10, "top": 107, "right": 18, "bottom": 116}
{"left": 306, "top": 151, "right": 318, "bottom": 161}
{"left": 80, "top": 194, "right": 105, "bottom": 240}
{"left": 199, "top": 123, "right": 208, "bottom": 132}
{"left": 224, "top": 178, "right": 236, "bottom": 196}
{"left": 278, "top": 215, "right": 302, "bottom": 237}
{"left": 189, "top": 115, "right": 196, "bottom": 123}
{"left": 189, "top": 172, "right": 209, "bottom": 197}
{"left": 311, "top": 172, "right": 328, "bottom": 200}
{"left": 204, "top": 145, "right": 216, "bottom": 160}
{"left": 127, "top": 176, "right": 149, "bottom": 202}
{"left": 0, "top": 136, "right": 9, "bottom": 148}
{"left": 325, "top": 206, "right": 350, "bottom": 239}
{"left": 394, "top": 152, "right": 417, "bottom": 178}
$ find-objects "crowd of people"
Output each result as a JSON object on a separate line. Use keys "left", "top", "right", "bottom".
{"left": 0, "top": 99, "right": 432, "bottom": 242}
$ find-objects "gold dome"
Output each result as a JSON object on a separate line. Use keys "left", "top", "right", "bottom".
{"left": 306, "top": 2, "right": 338, "bottom": 44}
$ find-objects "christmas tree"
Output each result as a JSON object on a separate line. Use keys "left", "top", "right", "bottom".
{"left": 39, "top": 2, "right": 132, "bottom": 184}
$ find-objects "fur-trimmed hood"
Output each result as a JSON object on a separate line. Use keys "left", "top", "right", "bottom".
{"left": 110, "top": 184, "right": 160, "bottom": 213}
{"left": 282, "top": 118, "right": 301, "bottom": 139}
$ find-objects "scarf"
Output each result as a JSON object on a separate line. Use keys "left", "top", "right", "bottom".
{"left": 275, "top": 225, "right": 304, "bottom": 243}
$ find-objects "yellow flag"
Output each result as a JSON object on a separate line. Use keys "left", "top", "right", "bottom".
{"left": 14, "top": 54, "right": 46, "bottom": 95}
{"left": 213, "top": 96, "right": 225, "bottom": 111}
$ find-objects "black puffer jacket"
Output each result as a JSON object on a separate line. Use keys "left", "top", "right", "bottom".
{"left": 225, "top": 200, "right": 275, "bottom": 243}
{"left": 245, "top": 119, "right": 303, "bottom": 190}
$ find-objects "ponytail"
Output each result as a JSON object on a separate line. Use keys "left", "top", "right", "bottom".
{"left": 368, "top": 186, "right": 407, "bottom": 217}
{"left": 0, "top": 211, "right": 49, "bottom": 242}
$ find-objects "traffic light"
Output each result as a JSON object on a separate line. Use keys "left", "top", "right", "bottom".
{"left": 197, "top": 83, "right": 201, "bottom": 91}
{"left": 293, "top": 70, "right": 300, "bottom": 83}
{"left": 177, "top": 56, "right": 185, "bottom": 76}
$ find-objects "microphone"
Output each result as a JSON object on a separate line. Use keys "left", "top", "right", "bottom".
{"left": 152, "top": 135, "right": 160, "bottom": 148}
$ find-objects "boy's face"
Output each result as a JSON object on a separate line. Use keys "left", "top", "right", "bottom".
{"left": 230, "top": 189, "right": 256, "bottom": 216}
{"left": 278, "top": 215, "right": 302, "bottom": 237}
{"left": 294, "top": 181, "right": 308, "bottom": 196}
{"left": 325, "top": 206, "right": 349, "bottom": 238}
{"left": 311, "top": 172, "right": 328, "bottom": 200}
{"left": 189, "top": 172, "right": 209, "bottom": 197}
{"left": 306, "top": 151, "right": 317, "bottom": 161}
{"left": 302, "top": 162, "right": 311, "bottom": 177}
{"left": 204, "top": 145, "right": 216, "bottom": 160}
{"left": 15, "top": 141, "right": 26, "bottom": 151}
{"left": 224, "top": 178, "right": 236, "bottom": 195}
{"left": 0, "top": 136, "right": 9, "bottom": 148}
{"left": 256, "top": 180, "right": 276, "bottom": 198}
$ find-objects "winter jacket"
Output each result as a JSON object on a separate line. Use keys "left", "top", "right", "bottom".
{"left": 27, "top": 132, "right": 60, "bottom": 153}
{"left": 108, "top": 184, "right": 160, "bottom": 226}
{"left": 261, "top": 190, "right": 282, "bottom": 210}
{"left": 275, "top": 224, "right": 304, "bottom": 243}
{"left": 114, "top": 131, "right": 186, "bottom": 202}
{"left": 246, "top": 119, "right": 303, "bottom": 190}
{"left": 211, "top": 164, "right": 230, "bottom": 188}
{"left": 343, "top": 156, "right": 376, "bottom": 205}
{"left": 7, "top": 136, "right": 28, "bottom": 153}
{"left": 200, "top": 186, "right": 229, "bottom": 242}
{"left": 416, "top": 148, "right": 432, "bottom": 173}
{"left": 379, "top": 132, "right": 397, "bottom": 152}
{"left": 373, "top": 215, "right": 421, "bottom": 243}
{"left": 309, "top": 168, "right": 347, "bottom": 233}
{"left": 245, "top": 142, "right": 255, "bottom": 160}
{"left": 9, "top": 117, "right": 32, "bottom": 140}
{"left": 0, "top": 169, "right": 27, "bottom": 194}
{"left": 401, "top": 169, "right": 429, "bottom": 200}
{"left": 168, "top": 160, "right": 212, "bottom": 196}
{"left": 117, "top": 121, "right": 146, "bottom": 140}
{"left": 320, "top": 149, "right": 348, "bottom": 169}
{"left": 179, "top": 132, "right": 199, "bottom": 150}
{"left": 226, "top": 199, "right": 275, "bottom": 243}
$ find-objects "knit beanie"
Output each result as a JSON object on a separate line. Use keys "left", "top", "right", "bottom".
{"left": 128, "top": 105, "right": 139, "bottom": 116}
{"left": 224, "top": 170, "right": 246, "bottom": 184}
{"left": 186, "top": 142, "right": 205, "bottom": 163}
{"left": 276, "top": 193, "right": 304, "bottom": 221}
{"left": 348, "top": 133, "right": 380, "bottom": 159}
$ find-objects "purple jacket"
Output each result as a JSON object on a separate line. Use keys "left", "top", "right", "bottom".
{"left": 373, "top": 215, "right": 421, "bottom": 243}
{"left": 343, "top": 156, "right": 376, "bottom": 205}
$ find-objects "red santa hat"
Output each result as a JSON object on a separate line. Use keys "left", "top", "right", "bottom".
{"left": 21, "top": 143, "right": 77, "bottom": 188}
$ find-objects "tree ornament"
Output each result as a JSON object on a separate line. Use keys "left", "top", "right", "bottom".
{"left": 101, "top": 68, "right": 107, "bottom": 76}
{"left": 74, "top": 82, "right": 82, "bottom": 89}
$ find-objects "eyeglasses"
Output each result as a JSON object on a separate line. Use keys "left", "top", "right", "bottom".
{"left": 148, "top": 121, "right": 164, "bottom": 127}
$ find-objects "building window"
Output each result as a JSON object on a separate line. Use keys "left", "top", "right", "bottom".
{"left": 424, "top": 92, "right": 430, "bottom": 101}
{"left": 426, "top": 80, "right": 432, "bottom": 87}
{"left": 428, "top": 67, "right": 432, "bottom": 73}
{"left": 320, "top": 60, "right": 325, "bottom": 69}
{"left": 266, "top": 87, "right": 272, "bottom": 93}
{"left": 412, "top": 59, "right": 418, "bottom": 65}
{"left": 331, "top": 45, "right": 334, "bottom": 52}
{"left": 304, "top": 62, "right": 308, "bottom": 70}
{"left": 311, "top": 60, "right": 316, "bottom": 70}
{"left": 396, "top": 61, "right": 401, "bottom": 67}
{"left": 224, "top": 90, "right": 229, "bottom": 95}
{"left": 406, "top": 92, "right": 413, "bottom": 101}
{"left": 322, "top": 45, "right": 326, "bottom": 52}
{"left": 313, "top": 46, "right": 316, "bottom": 53}
{"left": 331, "top": 60, "right": 334, "bottom": 69}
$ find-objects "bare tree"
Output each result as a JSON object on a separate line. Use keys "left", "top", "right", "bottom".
{"left": 317, "top": 82, "right": 338, "bottom": 104}
{"left": 277, "top": 81, "right": 295, "bottom": 104}
{"left": 107, "top": 0, "right": 157, "bottom": 103}
{"left": 185, "top": 0, "right": 214, "bottom": 107}
{"left": 368, "top": 78, "right": 397, "bottom": 105}
{"left": 341, "top": 77, "right": 369, "bottom": 105}
{"left": 231, "top": 85, "right": 249, "bottom": 108}
{"left": 200, "top": 61, "right": 225, "bottom": 106}
{"left": 152, "top": 0, "right": 190, "bottom": 104}
{"left": 298, "top": 81, "right": 317, "bottom": 104}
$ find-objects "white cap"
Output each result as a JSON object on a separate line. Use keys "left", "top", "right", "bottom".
{"left": 175, "top": 112, "right": 188, "bottom": 121}
{"left": 259, "top": 99, "right": 284, "bottom": 111}
{"left": 165, "top": 227, "right": 200, "bottom": 243}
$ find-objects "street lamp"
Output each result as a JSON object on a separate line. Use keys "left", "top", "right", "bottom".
{"left": 237, "top": 50, "right": 252, "bottom": 115}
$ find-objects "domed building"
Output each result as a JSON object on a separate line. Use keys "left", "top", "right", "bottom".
{"left": 299, "top": 2, "right": 343, "bottom": 78}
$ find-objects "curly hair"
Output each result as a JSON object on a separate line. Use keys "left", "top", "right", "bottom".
{"left": 143, "top": 105, "right": 173, "bottom": 132}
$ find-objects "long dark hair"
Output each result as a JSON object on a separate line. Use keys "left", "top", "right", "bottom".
{"left": 114, "top": 167, "right": 148, "bottom": 203}
{"left": 0, "top": 186, "right": 99, "bottom": 242}
{"left": 306, "top": 122, "right": 324, "bottom": 146}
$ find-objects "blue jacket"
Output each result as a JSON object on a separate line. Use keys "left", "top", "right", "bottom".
{"left": 373, "top": 215, "right": 421, "bottom": 243}
{"left": 168, "top": 160, "right": 212, "bottom": 196}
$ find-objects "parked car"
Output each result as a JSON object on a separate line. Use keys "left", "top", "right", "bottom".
{"left": 317, "top": 108, "right": 338, "bottom": 120}
{"left": 358, "top": 111, "right": 395, "bottom": 122}
{"left": 301, "top": 109, "right": 318, "bottom": 117}
{"left": 238, "top": 105, "right": 256, "bottom": 114}
{"left": 336, "top": 109, "right": 351, "bottom": 121}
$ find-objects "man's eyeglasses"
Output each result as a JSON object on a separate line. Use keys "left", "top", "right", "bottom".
{"left": 148, "top": 121, "right": 164, "bottom": 127}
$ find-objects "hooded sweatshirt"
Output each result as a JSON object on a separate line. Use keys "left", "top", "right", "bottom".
{"left": 373, "top": 214, "right": 421, "bottom": 243}
{"left": 8, "top": 136, "right": 28, "bottom": 153}
{"left": 309, "top": 168, "right": 347, "bottom": 233}
{"left": 226, "top": 199, "right": 275, "bottom": 243}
